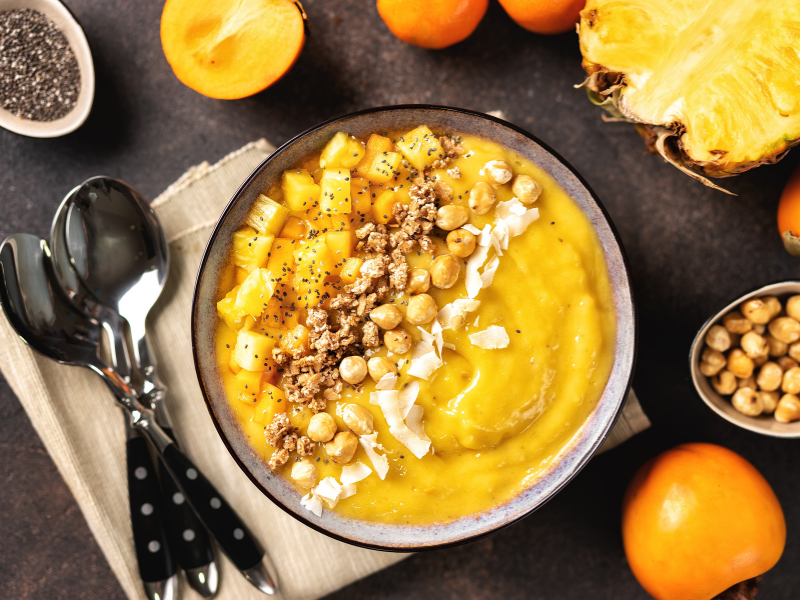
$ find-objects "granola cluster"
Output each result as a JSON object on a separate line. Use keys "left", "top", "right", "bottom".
{"left": 265, "top": 412, "right": 314, "bottom": 469}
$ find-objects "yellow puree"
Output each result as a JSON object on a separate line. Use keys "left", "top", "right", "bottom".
{"left": 214, "top": 133, "right": 616, "bottom": 525}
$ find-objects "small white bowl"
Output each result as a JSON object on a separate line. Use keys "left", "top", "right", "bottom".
{"left": 0, "top": 0, "right": 94, "bottom": 138}
{"left": 690, "top": 281, "right": 800, "bottom": 438}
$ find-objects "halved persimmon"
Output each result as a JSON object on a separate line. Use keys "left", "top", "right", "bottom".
{"left": 376, "top": 0, "right": 488, "bottom": 50}
{"left": 161, "top": 0, "right": 307, "bottom": 99}
{"left": 778, "top": 163, "right": 800, "bottom": 255}
{"left": 498, "top": 0, "right": 585, "bottom": 35}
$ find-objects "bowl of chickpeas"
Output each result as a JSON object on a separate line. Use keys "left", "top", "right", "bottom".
{"left": 691, "top": 281, "right": 800, "bottom": 438}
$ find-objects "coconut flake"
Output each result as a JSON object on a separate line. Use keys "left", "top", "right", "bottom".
{"left": 398, "top": 380, "right": 420, "bottom": 418}
{"left": 300, "top": 493, "right": 323, "bottom": 517}
{"left": 433, "top": 330, "right": 444, "bottom": 357}
{"left": 376, "top": 391, "right": 431, "bottom": 459}
{"left": 465, "top": 243, "right": 490, "bottom": 298}
{"left": 407, "top": 351, "right": 442, "bottom": 380}
{"left": 341, "top": 462, "right": 371, "bottom": 485}
{"left": 492, "top": 219, "right": 510, "bottom": 251}
{"left": 412, "top": 340, "right": 435, "bottom": 359}
{"left": 431, "top": 319, "right": 443, "bottom": 335}
{"left": 404, "top": 404, "right": 431, "bottom": 442}
{"left": 495, "top": 198, "right": 527, "bottom": 218}
{"left": 416, "top": 326, "right": 435, "bottom": 345}
{"left": 478, "top": 224, "right": 492, "bottom": 247}
{"left": 370, "top": 389, "right": 396, "bottom": 406}
{"left": 339, "top": 483, "right": 357, "bottom": 500}
{"left": 376, "top": 372, "right": 398, "bottom": 390}
{"left": 359, "top": 433, "right": 389, "bottom": 479}
{"left": 314, "top": 477, "right": 343, "bottom": 508}
{"left": 480, "top": 255, "right": 501, "bottom": 289}
{"left": 437, "top": 299, "right": 481, "bottom": 330}
{"left": 461, "top": 223, "right": 481, "bottom": 235}
{"left": 469, "top": 325, "right": 510, "bottom": 349}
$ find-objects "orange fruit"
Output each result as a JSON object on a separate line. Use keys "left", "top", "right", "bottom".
{"left": 498, "top": 0, "right": 585, "bottom": 35}
{"left": 778, "top": 163, "right": 800, "bottom": 255}
{"left": 161, "top": 0, "right": 307, "bottom": 99}
{"left": 622, "top": 443, "right": 785, "bottom": 600}
{"left": 376, "top": 0, "right": 488, "bottom": 50}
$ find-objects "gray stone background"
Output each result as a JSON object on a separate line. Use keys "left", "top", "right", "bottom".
{"left": 1, "top": 0, "right": 798, "bottom": 598}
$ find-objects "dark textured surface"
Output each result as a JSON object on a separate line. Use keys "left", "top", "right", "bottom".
{"left": 0, "top": 0, "right": 798, "bottom": 598}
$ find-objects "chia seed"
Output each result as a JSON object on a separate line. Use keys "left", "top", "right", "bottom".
{"left": 0, "top": 9, "right": 81, "bottom": 122}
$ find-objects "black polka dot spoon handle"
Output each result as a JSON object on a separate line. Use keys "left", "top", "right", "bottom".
{"left": 125, "top": 424, "right": 178, "bottom": 600}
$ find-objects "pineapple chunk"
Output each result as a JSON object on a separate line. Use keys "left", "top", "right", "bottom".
{"left": 366, "top": 151, "right": 403, "bottom": 184}
{"left": 320, "top": 132, "right": 365, "bottom": 169}
{"left": 259, "top": 298, "right": 300, "bottom": 330}
{"left": 304, "top": 204, "right": 334, "bottom": 234}
{"left": 372, "top": 190, "right": 398, "bottom": 224}
{"left": 235, "top": 268, "right": 276, "bottom": 317}
{"left": 325, "top": 230, "right": 354, "bottom": 259}
{"left": 233, "top": 329, "right": 276, "bottom": 371}
{"left": 282, "top": 169, "right": 320, "bottom": 212}
{"left": 350, "top": 176, "right": 373, "bottom": 226}
{"left": 265, "top": 238, "right": 296, "bottom": 284}
{"left": 245, "top": 194, "right": 289, "bottom": 236}
{"left": 234, "top": 369, "right": 263, "bottom": 403}
{"left": 253, "top": 382, "right": 287, "bottom": 425}
{"left": 229, "top": 352, "right": 241, "bottom": 374}
{"left": 293, "top": 240, "right": 334, "bottom": 308}
{"left": 232, "top": 227, "right": 274, "bottom": 272}
{"left": 217, "top": 285, "right": 246, "bottom": 330}
{"left": 339, "top": 257, "right": 363, "bottom": 284}
{"left": 355, "top": 134, "right": 394, "bottom": 178}
{"left": 396, "top": 125, "right": 445, "bottom": 171}
{"left": 234, "top": 267, "right": 249, "bottom": 285}
{"left": 279, "top": 324, "right": 310, "bottom": 355}
{"left": 319, "top": 169, "right": 352, "bottom": 215}
{"left": 279, "top": 216, "right": 306, "bottom": 240}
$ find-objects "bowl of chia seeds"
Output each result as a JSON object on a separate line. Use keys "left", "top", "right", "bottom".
{"left": 0, "top": 0, "right": 94, "bottom": 137}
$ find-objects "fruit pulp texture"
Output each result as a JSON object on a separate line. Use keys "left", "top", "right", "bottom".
{"left": 214, "top": 132, "right": 616, "bottom": 524}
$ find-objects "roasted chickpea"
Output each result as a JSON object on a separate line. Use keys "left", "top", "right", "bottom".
{"left": 783, "top": 367, "right": 800, "bottom": 394}
{"left": 469, "top": 181, "right": 496, "bottom": 215}
{"left": 307, "top": 412, "right": 337, "bottom": 443}
{"left": 753, "top": 324, "right": 767, "bottom": 335}
{"left": 769, "top": 316, "right": 800, "bottom": 344}
{"left": 406, "top": 268, "right": 430, "bottom": 295}
{"left": 291, "top": 459, "right": 318, "bottom": 489}
{"left": 712, "top": 370, "right": 737, "bottom": 395}
{"left": 484, "top": 159, "right": 513, "bottom": 184}
{"left": 786, "top": 296, "right": 800, "bottom": 321}
{"left": 723, "top": 311, "right": 752, "bottom": 334}
{"left": 367, "top": 356, "right": 397, "bottom": 383}
{"left": 788, "top": 341, "right": 800, "bottom": 362}
{"left": 775, "top": 394, "right": 800, "bottom": 423}
{"left": 757, "top": 362, "right": 783, "bottom": 392}
{"left": 777, "top": 356, "right": 799, "bottom": 372}
{"left": 753, "top": 354, "right": 769, "bottom": 367}
{"left": 766, "top": 334, "right": 788, "bottom": 357}
{"left": 727, "top": 348, "right": 755, "bottom": 379}
{"left": 435, "top": 204, "right": 470, "bottom": 231}
{"left": 699, "top": 348, "right": 726, "bottom": 377}
{"left": 339, "top": 355, "right": 368, "bottom": 385}
{"left": 741, "top": 298, "right": 772, "bottom": 324}
{"left": 732, "top": 387, "right": 763, "bottom": 416}
{"left": 512, "top": 174, "right": 542, "bottom": 205}
{"left": 325, "top": 431, "right": 358, "bottom": 464}
{"left": 759, "top": 391, "right": 780, "bottom": 414}
{"left": 705, "top": 325, "right": 731, "bottom": 353}
{"left": 370, "top": 304, "right": 403, "bottom": 330}
{"left": 430, "top": 254, "right": 460, "bottom": 289}
{"left": 384, "top": 328, "right": 412, "bottom": 354}
{"left": 406, "top": 293, "right": 438, "bottom": 325}
{"left": 740, "top": 331, "right": 768, "bottom": 359}
{"left": 738, "top": 375, "right": 756, "bottom": 389}
{"left": 446, "top": 229, "right": 477, "bottom": 258}
{"left": 342, "top": 404, "right": 374, "bottom": 436}
{"left": 763, "top": 296, "right": 782, "bottom": 319}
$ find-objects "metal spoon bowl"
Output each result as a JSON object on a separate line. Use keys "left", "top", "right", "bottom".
{"left": 689, "top": 280, "right": 800, "bottom": 438}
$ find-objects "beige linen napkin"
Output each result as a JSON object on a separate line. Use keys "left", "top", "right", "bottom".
{"left": 0, "top": 139, "right": 650, "bottom": 600}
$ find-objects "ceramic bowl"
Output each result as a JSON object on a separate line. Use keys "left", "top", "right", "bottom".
{"left": 192, "top": 105, "right": 637, "bottom": 550}
{"left": 690, "top": 281, "right": 800, "bottom": 438}
{"left": 0, "top": 0, "right": 94, "bottom": 138}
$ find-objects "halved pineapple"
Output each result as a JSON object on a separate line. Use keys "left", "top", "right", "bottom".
{"left": 396, "top": 125, "right": 446, "bottom": 171}
{"left": 579, "top": 0, "right": 800, "bottom": 190}
{"left": 246, "top": 194, "right": 290, "bottom": 235}
{"left": 232, "top": 227, "right": 274, "bottom": 272}
{"left": 320, "top": 132, "right": 365, "bottom": 169}
{"left": 319, "top": 169, "right": 352, "bottom": 215}
{"left": 282, "top": 169, "right": 320, "bottom": 212}
{"left": 235, "top": 268, "right": 276, "bottom": 317}
{"left": 233, "top": 329, "right": 276, "bottom": 371}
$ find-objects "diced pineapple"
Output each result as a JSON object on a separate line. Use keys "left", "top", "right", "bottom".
{"left": 396, "top": 125, "right": 445, "bottom": 171}
{"left": 355, "top": 134, "right": 394, "bottom": 178}
{"left": 235, "top": 268, "right": 276, "bottom": 317}
{"left": 245, "top": 194, "right": 289, "bottom": 236}
{"left": 320, "top": 278, "right": 343, "bottom": 309}
{"left": 372, "top": 190, "right": 398, "bottom": 224}
{"left": 233, "top": 329, "right": 277, "bottom": 371}
{"left": 282, "top": 169, "right": 320, "bottom": 212}
{"left": 350, "top": 176, "right": 373, "bottom": 226}
{"left": 325, "top": 230, "right": 354, "bottom": 259}
{"left": 217, "top": 285, "right": 246, "bottom": 330}
{"left": 304, "top": 205, "right": 334, "bottom": 234}
{"left": 366, "top": 151, "right": 403, "bottom": 184}
{"left": 229, "top": 352, "right": 242, "bottom": 374}
{"left": 279, "top": 324, "right": 310, "bottom": 355}
{"left": 339, "top": 257, "right": 363, "bottom": 284}
{"left": 262, "top": 358, "right": 282, "bottom": 384}
{"left": 293, "top": 239, "right": 334, "bottom": 308}
{"left": 232, "top": 227, "right": 274, "bottom": 272}
{"left": 253, "top": 382, "right": 287, "bottom": 425}
{"left": 260, "top": 299, "right": 300, "bottom": 330}
{"left": 234, "top": 267, "right": 249, "bottom": 285}
{"left": 241, "top": 315, "right": 257, "bottom": 331}
{"left": 234, "top": 369, "right": 263, "bottom": 403}
{"left": 266, "top": 238, "right": 296, "bottom": 284}
{"left": 320, "top": 132, "right": 365, "bottom": 169}
{"left": 319, "top": 169, "right": 352, "bottom": 215}
{"left": 279, "top": 216, "right": 306, "bottom": 240}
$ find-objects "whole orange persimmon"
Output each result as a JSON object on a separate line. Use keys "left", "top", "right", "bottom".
{"left": 497, "top": 0, "right": 586, "bottom": 35}
{"left": 377, "top": 0, "right": 488, "bottom": 49}
{"left": 777, "top": 163, "right": 800, "bottom": 255}
{"left": 623, "top": 443, "right": 785, "bottom": 600}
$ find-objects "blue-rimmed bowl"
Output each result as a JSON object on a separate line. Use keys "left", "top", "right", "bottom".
{"left": 191, "top": 105, "right": 637, "bottom": 550}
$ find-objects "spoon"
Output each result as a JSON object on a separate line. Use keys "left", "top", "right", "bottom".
{"left": 0, "top": 233, "right": 275, "bottom": 595}
{"left": 61, "top": 177, "right": 277, "bottom": 595}
{"left": 52, "top": 185, "right": 219, "bottom": 598}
